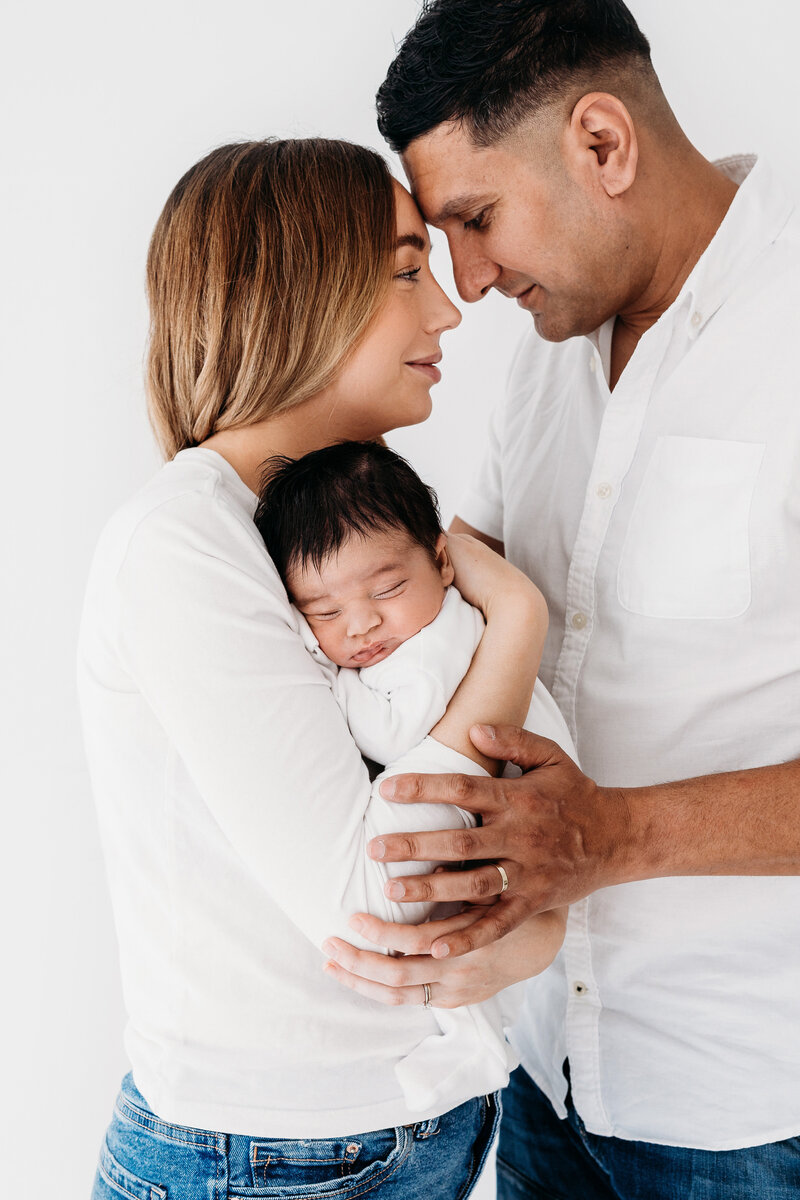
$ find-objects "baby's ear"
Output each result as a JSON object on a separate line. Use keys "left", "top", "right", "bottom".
{"left": 435, "top": 533, "right": 455, "bottom": 586}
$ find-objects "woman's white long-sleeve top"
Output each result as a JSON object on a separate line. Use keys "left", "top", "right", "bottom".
{"left": 77, "top": 447, "right": 516, "bottom": 1138}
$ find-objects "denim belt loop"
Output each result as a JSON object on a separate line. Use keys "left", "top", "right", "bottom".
{"left": 411, "top": 1116, "right": 441, "bottom": 1140}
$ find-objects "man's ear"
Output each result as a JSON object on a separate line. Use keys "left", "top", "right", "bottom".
{"left": 434, "top": 533, "right": 455, "bottom": 586}
{"left": 566, "top": 92, "right": 638, "bottom": 198}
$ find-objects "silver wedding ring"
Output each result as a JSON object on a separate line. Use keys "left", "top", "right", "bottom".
{"left": 422, "top": 982, "right": 433, "bottom": 1008}
{"left": 495, "top": 863, "right": 509, "bottom": 893}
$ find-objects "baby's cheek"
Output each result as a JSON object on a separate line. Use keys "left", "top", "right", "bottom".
{"left": 315, "top": 627, "right": 347, "bottom": 667}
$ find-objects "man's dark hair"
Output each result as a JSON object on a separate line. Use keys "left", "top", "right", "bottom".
{"left": 255, "top": 441, "right": 443, "bottom": 588}
{"left": 376, "top": 0, "right": 652, "bottom": 153}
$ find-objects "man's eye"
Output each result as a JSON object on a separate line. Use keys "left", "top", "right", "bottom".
{"left": 464, "top": 208, "right": 490, "bottom": 232}
{"left": 395, "top": 266, "right": 421, "bottom": 282}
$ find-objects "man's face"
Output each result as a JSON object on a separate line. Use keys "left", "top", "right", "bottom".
{"left": 402, "top": 119, "right": 635, "bottom": 342}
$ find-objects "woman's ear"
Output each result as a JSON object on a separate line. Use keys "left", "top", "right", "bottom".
{"left": 435, "top": 533, "right": 455, "bottom": 586}
{"left": 566, "top": 92, "right": 638, "bottom": 198}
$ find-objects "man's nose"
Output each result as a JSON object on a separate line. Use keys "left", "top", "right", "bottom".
{"left": 347, "top": 606, "right": 382, "bottom": 638}
{"left": 450, "top": 243, "right": 502, "bottom": 303}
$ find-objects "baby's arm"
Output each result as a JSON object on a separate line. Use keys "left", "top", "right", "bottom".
{"left": 428, "top": 534, "right": 548, "bottom": 770}
{"left": 334, "top": 587, "right": 484, "bottom": 765}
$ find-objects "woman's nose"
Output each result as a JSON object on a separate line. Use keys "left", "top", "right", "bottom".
{"left": 426, "top": 277, "right": 462, "bottom": 333}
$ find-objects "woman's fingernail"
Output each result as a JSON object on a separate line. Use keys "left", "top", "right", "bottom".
{"left": 385, "top": 881, "right": 405, "bottom": 900}
{"left": 380, "top": 778, "right": 396, "bottom": 798}
{"left": 322, "top": 940, "right": 336, "bottom": 958}
{"left": 432, "top": 942, "right": 450, "bottom": 959}
{"left": 474, "top": 723, "right": 496, "bottom": 739}
{"left": 369, "top": 839, "right": 386, "bottom": 860}
{"left": 348, "top": 916, "right": 364, "bottom": 933}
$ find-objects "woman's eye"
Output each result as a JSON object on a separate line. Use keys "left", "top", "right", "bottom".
{"left": 395, "top": 266, "right": 421, "bottom": 282}
{"left": 464, "top": 208, "right": 490, "bottom": 232}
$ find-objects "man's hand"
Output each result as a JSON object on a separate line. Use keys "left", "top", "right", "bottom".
{"left": 322, "top": 905, "right": 567, "bottom": 1008}
{"left": 370, "top": 723, "right": 633, "bottom": 958}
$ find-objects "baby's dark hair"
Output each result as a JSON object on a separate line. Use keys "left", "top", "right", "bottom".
{"left": 254, "top": 441, "right": 443, "bottom": 587}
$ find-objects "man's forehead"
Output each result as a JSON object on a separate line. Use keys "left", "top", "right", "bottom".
{"left": 402, "top": 117, "right": 558, "bottom": 223}
{"left": 402, "top": 124, "right": 503, "bottom": 223}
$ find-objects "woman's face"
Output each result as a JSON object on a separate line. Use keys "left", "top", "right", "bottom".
{"left": 321, "top": 181, "right": 461, "bottom": 438}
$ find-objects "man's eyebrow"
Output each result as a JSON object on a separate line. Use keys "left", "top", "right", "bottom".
{"left": 395, "top": 232, "right": 428, "bottom": 252}
{"left": 430, "top": 194, "right": 486, "bottom": 225}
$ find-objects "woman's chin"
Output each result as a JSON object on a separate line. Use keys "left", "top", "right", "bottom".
{"left": 389, "top": 396, "right": 434, "bottom": 432}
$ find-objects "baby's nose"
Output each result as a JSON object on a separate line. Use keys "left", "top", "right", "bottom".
{"left": 348, "top": 606, "right": 382, "bottom": 638}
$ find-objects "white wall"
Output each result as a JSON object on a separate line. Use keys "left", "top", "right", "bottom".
{"left": 2, "top": 3, "right": 797, "bottom": 1197}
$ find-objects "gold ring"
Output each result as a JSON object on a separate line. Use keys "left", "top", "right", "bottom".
{"left": 422, "top": 982, "right": 433, "bottom": 1008}
{"left": 495, "top": 864, "right": 509, "bottom": 893}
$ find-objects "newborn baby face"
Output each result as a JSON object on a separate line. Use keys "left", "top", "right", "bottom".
{"left": 288, "top": 529, "right": 452, "bottom": 669}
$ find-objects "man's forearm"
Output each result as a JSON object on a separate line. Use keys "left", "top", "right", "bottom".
{"left": 369, "top": 730, "right": 800, "bottom": 958}
{"left": 619, "top": 758, "right": 800, "bottom": 881}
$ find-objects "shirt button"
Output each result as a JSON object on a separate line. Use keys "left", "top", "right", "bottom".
{"left": 589, "top": 357, "right": 596, "bottom": 373}
{"left": 573, "top": 981, "right": 589, "bottom": 996}
{"left": 596, "top": 482, "right": 612, "bottom": 500}
{"left": 691, "top": 311, "right": 703, "bottom": 328}
{"left": 571, "top": 611, "right": 588, "bottom": 630}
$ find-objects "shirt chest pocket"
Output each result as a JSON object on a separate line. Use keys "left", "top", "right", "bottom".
{"left": 616, "top": 435, "right": 765, "bottom": 620}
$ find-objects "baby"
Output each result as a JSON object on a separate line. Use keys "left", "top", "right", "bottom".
{"left": 254, "top": 441, "right": 577, "bottom": 1112}
{"left": 255, "top": 440, "right": 576, "bottom": 777}
{"left": 256, "top": 440, "right": 488, "bottom": 770}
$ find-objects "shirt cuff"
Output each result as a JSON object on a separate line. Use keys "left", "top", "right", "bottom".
{"left": 382, "top": 735, "right": 491, "bottom": 780}
{"left": 455, "top": 491, "right": 504, "bottom": 542}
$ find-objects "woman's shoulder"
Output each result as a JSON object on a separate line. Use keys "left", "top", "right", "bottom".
{"left": 89, "top": 447, "right": 278, "bottom": 592}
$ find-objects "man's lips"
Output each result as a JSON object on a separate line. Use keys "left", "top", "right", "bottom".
{"left": 406, "top": 354, "right": 442, "bottom": 384}
{"left": 515, "top": 283, "right": 540, "bottom": 310}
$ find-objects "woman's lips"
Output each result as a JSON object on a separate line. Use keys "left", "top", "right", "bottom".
{"left": 407, "top": 359, "right": 442, "bottom": 384}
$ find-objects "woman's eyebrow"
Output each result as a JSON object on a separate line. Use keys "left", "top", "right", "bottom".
{"left": 395, "top": 232, "right": 428, "bottom": 252}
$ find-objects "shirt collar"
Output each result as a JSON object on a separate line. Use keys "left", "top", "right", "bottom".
{"left": 673, "top": 155, "right": 794, "bottom": 340}
{"left": 587, "top": 155, "right": 795, "bottom": 351}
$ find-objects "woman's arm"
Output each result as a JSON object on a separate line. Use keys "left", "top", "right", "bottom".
{"left": 111, "top": 500, "right": 545, "bottom": 954}
{"left": 322, "top": 905, "right": 567, "bottom": 1008}
{"left": 108, "top": 497, "right": 531, "bottom": 953}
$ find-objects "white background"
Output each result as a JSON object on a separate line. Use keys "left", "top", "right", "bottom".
{"left": 2, "top": 3, "right": 798, "bottom": 1197}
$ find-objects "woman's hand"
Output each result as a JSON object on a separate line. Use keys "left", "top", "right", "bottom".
{"left": 445, "top": 533, "right": 546, "bottom": 622}
{"left": 321, "top": 905, "right": 567, "bottom": 1009}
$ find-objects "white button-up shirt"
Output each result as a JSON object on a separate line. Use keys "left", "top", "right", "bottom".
{"left": 458, "top": 156, "right": 800, "bottom": 1150}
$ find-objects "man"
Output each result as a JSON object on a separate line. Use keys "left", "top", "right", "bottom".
{"left": 321, "top": 1, "right": 800, "bottom": 1196}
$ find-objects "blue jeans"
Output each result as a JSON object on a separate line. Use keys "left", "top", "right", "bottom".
{"left": 92, "top": 1073, "right": 499, "bottom": 1200}
{"left": 497, "top": 1064, "right": 800, "bottom": 1200}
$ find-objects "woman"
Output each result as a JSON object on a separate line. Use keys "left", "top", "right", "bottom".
{"left": 80, "top": 138, "right": 564, "bottom": 1199}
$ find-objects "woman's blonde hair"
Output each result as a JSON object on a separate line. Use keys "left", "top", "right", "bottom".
{"left": 145, "top": 139, "right": 396, "bottom": 460}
